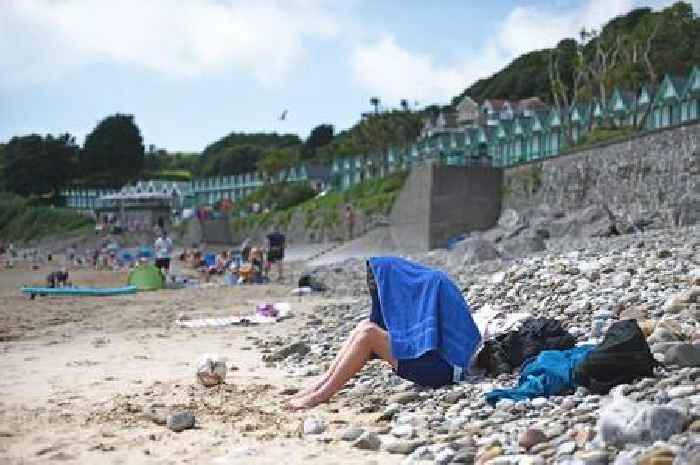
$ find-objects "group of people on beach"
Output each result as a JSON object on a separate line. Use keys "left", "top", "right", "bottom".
{"left": 177, "top": 231, "right": 286, "bottom": 285}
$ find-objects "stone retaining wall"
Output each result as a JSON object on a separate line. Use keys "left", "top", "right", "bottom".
{"left": 503, "top": 122, "right": 700, "bottom": 226}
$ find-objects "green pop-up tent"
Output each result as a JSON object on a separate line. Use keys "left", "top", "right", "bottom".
{"left": 128, "top": 264, "right": 165, "bottom": 291}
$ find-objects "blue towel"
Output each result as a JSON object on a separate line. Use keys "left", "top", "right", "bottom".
{"left": 486, "top": 345, "right": 594, "bottom": 404}
{"left": 368, "top": 257, "right": 481, "bottom": 368}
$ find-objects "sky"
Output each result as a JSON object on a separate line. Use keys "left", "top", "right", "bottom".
{"left": 1, "top": 0, "right": 697, "bottom": 152}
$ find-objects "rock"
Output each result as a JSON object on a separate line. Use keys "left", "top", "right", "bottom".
{"left": 263, "top": 342, "right": 311, "bottom": 362}
{"left": 434, "top": 446, "right": 456, "bottom": 465}
{"left": 490, "top": 271, "right": 507, "bottom": 285}
{"left": 574, "top": 449, "right": 610, "bottom": 465}
{"left": 452, "top": 239, "right": 500, "bottom": 266}
{"left": 574, "top": 426, "right": 594, "bottom": 447}
{"left": 352, "top": 431, "right": 381, "bottom": 451}
{"left": 302, "top": 418, "right": 325, "bottom": 435}
{"left": 339, "top": 426, "right": 364, "bottom": 441}
{"left": 476, "top": 445, "right": 502, "bottom": 465}
{"left": 688, "top": 419, "right": 700, "bottom": 433}
{"left": 619, "top": 305, "right": 648, "bottom": 320}
{"left": 498, "top": 234, "right": 546, "bottom": 259}
{"left": 561, "top": 398, "right": 578, "bottom": 410}
{"left": 665, "top": 344, "right": 700, "bottom": 367}
{"left": 637, "top": 447, "right": 675, "bottom": 465}
{"left": 450, "top": 448, "right": 476, "bottom": 464}
{"left": 391, "top": 423, "right": 415, "bottom": 439}
{"left": 518, "top": 427, "right": 547, "bottom": 450}
{"left": 444, "top": 390, "right": 467, "bottom": 403}
{"left": 530, "top": 398, "right": 548, "bottom": 408}
{"left": 390, "top": 391, "right": 420, "bottom": 405}
{"left": 383, "top": 438, "right": 426, "bottom": 455}
{"left": 166, "top": 412, "right": 195, "bottom": 432}
{"left": 637, "top": 320, "right": 658, "bottom": 338}
{"left": 667, "top": 385, "right": 698, "bottom": 399}
{"left": 557, "top": 441, "right": 576, "bottom": 455}
{"left": 598, "top": 403, "right": 687, "bottom": 447}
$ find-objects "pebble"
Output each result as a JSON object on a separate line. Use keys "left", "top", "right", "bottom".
{"left": 518, "top": 427, "right": 547, "bottom": 450}
{"left": 390, "top": 391, "right": 421, "bottom": 405}
{"left": 353, "top": 431, "right": 381, "bottom": 451}
{"left": 667, "top": 385, "right": 698, "bottom": 399}
{"left": 339, "top": 426, "right": 364, "bottom": 441}
{"left": 274, "top": 226, "right": 700, "bottom": 465}
{"left": 391, "top": 423, "right": 415, "bottom": 439}
{"left": 302, "top": 418, "right": 325, "bottom": 435}
{"left": 165, "top": 412, "right": 195, "bottom": 432}
{"left": 383, "top": 439, "right": 426, "bottom": 455}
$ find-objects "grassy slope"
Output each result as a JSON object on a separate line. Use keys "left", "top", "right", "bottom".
{"left": 0, "top": 195, "right": 93, "bottom": 242}
{"left": 230, "top": 172, "right": 407, "bottom": 233}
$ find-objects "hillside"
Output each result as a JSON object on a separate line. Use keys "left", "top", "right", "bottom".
{"left": 452, "top": 2, "right": 700, "bottom": 106}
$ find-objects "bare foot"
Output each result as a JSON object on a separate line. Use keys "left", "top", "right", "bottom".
{"left": 290, "top": 377, "right": 328, "bottom": 399}
{"left": 284, "top": 392, "right": 326, "bottom": 411}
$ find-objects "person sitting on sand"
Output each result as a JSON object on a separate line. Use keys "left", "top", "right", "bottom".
{"left": 46, "top": 268, "right": 70, "bottom": 288}
{"left": 286, "top": 257, "right": 481, "bottom": 410}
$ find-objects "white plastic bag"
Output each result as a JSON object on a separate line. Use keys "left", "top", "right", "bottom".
{"left": 196, "top": 353, "right": 227, "bottom": 386}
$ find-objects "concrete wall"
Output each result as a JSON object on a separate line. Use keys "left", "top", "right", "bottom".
{"left": 182, "top": 218, "right": 233, "bottom": 245}
{"left": 503, "top": 122, "right": 700, "bottom": 226}
{"left": 390, "top": 164, "right": 433, "bottom": 250}
{"left": 429, "top": 165, "right": 503, "bottom": 249}
{"left": 390, "top": 163, "right": 503, "bottom": 250}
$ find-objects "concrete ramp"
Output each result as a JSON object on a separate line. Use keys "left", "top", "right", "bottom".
{"left": 307, "top": 226, "right": 399, "bottom": 266}
{"left": 390, "top": 163, "right": 503, "bottom": 250}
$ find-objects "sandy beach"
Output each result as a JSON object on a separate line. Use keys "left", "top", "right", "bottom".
{"left": 0, "top": 260, "right": 403, "bottom": 465}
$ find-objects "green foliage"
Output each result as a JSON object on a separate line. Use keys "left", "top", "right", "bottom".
{"left": 302, "top": 124, "right": 334, "bottom": 160}
{"left": 0, "top": 194, "right": 92, "bottom": 242}
{"left": 144, "top": 169, "right": 192, "bottom": 182}
{"left": 453, "top": 2, "right": 700, "bottom": 105}
{"left": 199, "top": 132, "right": 301, "bottom": 177}
{"left": 230, "top": 173, "right": 407, "bottom": 234}
{"left": 317, "top": 111, "right": 422, "bottom": 161}
{"left": 3, "top": 133, "right": 78, "bottom": 197}
{"left": 81, "top": 114, "right": 145, "bottom": 187}
{"left": 574, "top": 127, "right": 636, "bottom": 148}
{"left": 258, "top": 147, "right": 299, "bottom": 181}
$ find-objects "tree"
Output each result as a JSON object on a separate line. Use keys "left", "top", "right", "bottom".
{"left": 258, "top": 147, "right": 299, "bottom": 185}
{"left": 200, "top": 145, "right": 265, "bottom": 176}
{"left": 370, "top": 97, "right": 380, "bottom": 114}
{"left": 81, "top": 113, "right": 145, "bottom": 187}
{"left": 3, "top": 134, "right": 78, "bottom": 197}
{"left": 302, "top": 124, "right": 334, "bottom": 160}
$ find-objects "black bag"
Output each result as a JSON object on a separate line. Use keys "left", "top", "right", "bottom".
{"left": 298, "top": 273, "right": 326, "bottom": 292}
{"left": 476, "top": 318, "right": 576, "bottom": 376}
{"left": 574, "top": 320, "right": 656, "bottom": 394}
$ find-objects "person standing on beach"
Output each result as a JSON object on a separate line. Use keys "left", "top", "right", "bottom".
{"left": 154, "top": 230, "right": 173, "bottom": 273}
{"left": 344, "top": 204, "right": 355, "bottom": 241}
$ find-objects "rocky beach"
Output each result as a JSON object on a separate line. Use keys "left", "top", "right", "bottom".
{"left": 0, "top": 219, "right": 698, "bottom": 465}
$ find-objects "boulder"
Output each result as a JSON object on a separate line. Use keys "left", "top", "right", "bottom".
{"left": 450, "top": 238, "right": 500, "bottom": 266}
{"left": 665, "top": 344, "right": 700, "bottom": 367}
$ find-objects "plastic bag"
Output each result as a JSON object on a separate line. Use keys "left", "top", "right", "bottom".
{"left": 597, "top": 393, "right": 687, "bottom": 447}
{"left": 197, "top": 353, "right": 227, "bottom": 386}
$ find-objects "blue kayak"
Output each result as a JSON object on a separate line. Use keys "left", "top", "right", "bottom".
{"left": 21, "top": 285, "right": 138, "bottom": 297}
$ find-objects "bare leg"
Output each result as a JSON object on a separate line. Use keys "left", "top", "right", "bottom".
{"left": 291, "top": 320, "right": 376, "bottom": 398}
{"left": 286, "top": 322, "right": 395, "bottom": 410}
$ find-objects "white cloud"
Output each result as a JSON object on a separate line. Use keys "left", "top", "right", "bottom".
{"left": 349, "top": 0, "right": 694, "bottom": 106}
{"left": 0, "top": 0, "right": 339, "bottom": 90}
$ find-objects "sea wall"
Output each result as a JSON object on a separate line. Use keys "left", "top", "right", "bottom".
{"left": 390, "top": 163, "right": 503, "bottom": 250}
{"left": 503, "top": 122, "right": 700, "bottom": 227}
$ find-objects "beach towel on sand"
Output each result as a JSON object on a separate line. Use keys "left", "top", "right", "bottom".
{"left": 367, "top": 257, "right": 481, "bottom": 368}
